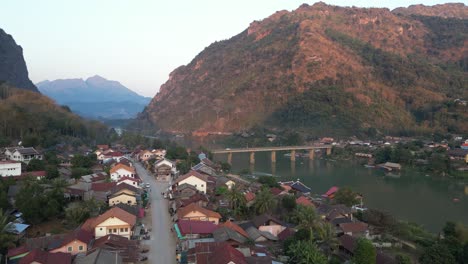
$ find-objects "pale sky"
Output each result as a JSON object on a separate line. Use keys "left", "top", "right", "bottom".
{"left": 1, "top": 0, "right": 459, "bottom": 97}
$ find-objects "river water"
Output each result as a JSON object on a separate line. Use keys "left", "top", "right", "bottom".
{"left": 214, "top": 151, "right": 468, "bottom": 232}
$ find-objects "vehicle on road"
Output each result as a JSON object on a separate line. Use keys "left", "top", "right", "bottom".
{"left": 145, "top": 183, "right": 150, "bottom": 188}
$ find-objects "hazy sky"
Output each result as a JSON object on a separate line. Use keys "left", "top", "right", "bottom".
{"left": 1, "top": 0, "right": 456, "bottom": 97}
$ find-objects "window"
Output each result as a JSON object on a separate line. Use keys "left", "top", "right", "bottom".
{"left": 120, "top": 228, "right": 124, "bottom": 232}
{"left": 201, "top": 184, "right": 204, "bottom": 187}
{"left": 67, "top": 246, "right": 72, "bottom": 252}
{"left": 78, "top": 245, "right": 84, "bottom": 251}
{"left": 194, "top": 184, "right": 197, "bottom": 187}
{"left": 125, "top": 228, "right": 128, "bottom": 232}
{"left": 99, "top": 228, "right": 103, "bottom": 231}
{"left": 113, "top": 228, "right": 117, "bottom": 233}
{"left": 109, "top": 229, "right": 112, "bottom": 233}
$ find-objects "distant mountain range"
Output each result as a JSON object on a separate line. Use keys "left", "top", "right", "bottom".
{"left": 0, "top": 29, "right": 38, "bottom": 92}
{"left": 37, "top": 76, "right": 151, "bottom": 119}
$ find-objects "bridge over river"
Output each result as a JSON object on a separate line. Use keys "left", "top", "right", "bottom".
{"left": 212, "top": 145, "right": 332, "bottom": 164}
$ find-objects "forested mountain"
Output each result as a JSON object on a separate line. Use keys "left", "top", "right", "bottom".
{"left": 141, "top": 3, "right": 467, "bottom": 137}
{"left": 37, "top": 75, "right": 151, "bottom": 119}
{"left": 0, "top": 83, "right": 109, "bottom": 147}
{"left": 0, "top": 29, "right": 38, "bottom": 92}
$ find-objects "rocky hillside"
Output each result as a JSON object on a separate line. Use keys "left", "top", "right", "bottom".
{"left": 38, "top": 75, "right": 151, "bottom": 119}
{"left": 393, "top": 3, "right": 468, "bottom": 18}
{"left": 142, "top": 2, "right": 467, "bottom": 137}
{"left": 0, "top": 29, "right": 38, "bottom": 92}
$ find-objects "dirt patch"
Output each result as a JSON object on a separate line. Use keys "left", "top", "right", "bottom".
{"left": 26, "top": 218, "right": 71, "bottom": 237}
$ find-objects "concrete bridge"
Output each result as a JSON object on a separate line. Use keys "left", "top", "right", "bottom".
{"left": 212, "top": 145, "right": 332, "bottom": 164}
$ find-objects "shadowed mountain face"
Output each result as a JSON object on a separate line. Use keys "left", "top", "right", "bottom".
{"left": 37, "top": 76, "right": 151, "bottom": 119}
{"left": 0, "top": 29, "right": 38, "bottom": 92}
{"left": 141, "top": 2, "right": 467, "bottom": 137}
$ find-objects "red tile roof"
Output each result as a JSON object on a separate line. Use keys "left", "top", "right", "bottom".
{"left": 88, "top": 207, "right": 137, "bottom": 229}
{"left": 219, "top": 220, "right": 249, "bottom": 238}
{"left": 7, "top": 246, "right": 28, "bottom": 257}
{"left": 270, "top": 187, "right": 283, "bottom": 196}
{"left": 177, "top": 220, "right": 218, "bottom": 235}
{"left": 193, "top": 242, "right": 227, "bottom": 264}
{"left": 117, "top": 176, "right": 140, "bottom": 183}
{"left": 277, "top": 227, "right": 295, "bottom": 241}
{"left": 54, "top": 228, "right": 93, "bottom": 249}
{"left": 181, "top": 193, "right": 209, "bottom": 207}
{"left": 177, "top": 203, "right": 221, "bottom": 220}
{"left": 110, "top": 164, "right": 135, "bottom": 174}
{"left": 81, "top": 217, "right": 97, "bottom": 232}
{"left": 91, "top": 182, "right": 116, "bottom": 192}
{"left": 19, "top": 249, "right": 71, "bottom": 264}
{"left": 339, "top": 222, "right": 368, "bottom": 233}
{"left": 296, "top": 196, "right": 315, "bottom": 207}
{"left": 244, "top": 192, "right": 256, "bottom": 202}
{"left": 211, "top": 243, "right": 247, "bottom": 264}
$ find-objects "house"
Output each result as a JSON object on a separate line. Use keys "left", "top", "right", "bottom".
{"left": 97, "top": 145, "right": 110, "bottom": 151}
{"left": 216, "top": 176, "right": 236, "bottom": 190}
{"left": 139, "top": 150, "right": 155, "bottom": 162}
{"left": 176, "top": 184, "right": 199, "bottom": 199}
{"left": 0, "top": 161, "right": 21, "bottom": 177}
{"left": 277, "top": 227, "right": 296, "bottom": 241}
{"left": 4, "top": 222, "right": 30, "bottom": 240}
{"left": 339, "top": 235, "right": 394, "bottom": 264}
{"left": 175, "top": 170, "right": 209, "bottom": 194}
{"left": 244, "top": 192, "right": 256, "bottom": 207}
{"left": 111, "top": 182, "right": 140, "bottom": 197}
{"left": 75, "top": 248, "right": 122, "bottom": 264}
{"left": 378, "top": 162, "right": 402, "bottom": 171}
{"left": 213, "top": 227, "right": 248, "bottom": 246}
{"left": 90, "top": 182, "right": 116, "bottom": 202}
{"left": 49, "top": 228, "right": 93, "bottom": 255}
{"left": 83, "top": 207, "right": 137, "bottom": 239}
{"left": 179, "top": 193, "right": 209, "bottom": 209}
{"left": 462, "top": 143, "right": 468, "bottom": 150}
{"left": 175, "top": 220, "right": 218, "bottom": 240}
{"left": 279, "top": 180, "right": 312, "bottom": 194}
{"left": 19, "top": 249, "right": 71, "bottom": 264}
{"left": 252, "top": 214, "right": 286, "bottom": 236}
{"left": 80, "top": 172, "right": 107, "bottom": 184}
{"left": 238, "top": 222, "right": 278, "bottom": 242}
{"left": 296, "top": 196, "right": 315, "bottom": 207}
{"left": 154, "top": 158, "right": 177, "bottom": 179}
{"left": 109, "top": 192, "right": 137, "bottom": 206}
{"left": 110, "top": 164, "right": 136, "bottom": 182}
{"left": 4, "top": 147, "right": 43, "bottom": 164}
{"left": 91, "top": 234, "right": 140, "bottom": 263}
{"left": 176, "top": 203, "right": 221, "bottom": 224}
{"left": 7, "top": 246, "right": 29, "bottom": 263}
{"left": 323, "top": 186, "right": 339, "bottom": 199}
{"left": 339, "top": 222, "right": 369, "bottom": 237}
{"left": 219, "top": 220, "right": 249, "bottom": 239}
{"left": 189, "top": 242, "right": 247, "bottom": 264}
{"left": 117, "top": 176, "right": 141, "bottom": 188}
{"left": 317, "top": 204, "right": 353, "bottom": 220}
{"left": 192, "top": 162, "right": 218, "bottom": 177}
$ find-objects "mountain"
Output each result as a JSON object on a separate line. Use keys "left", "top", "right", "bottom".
{"left": 0, "top": 29, "right": 38, "bottom": 92}
{"left": 393, "top": 3, "right": 468, "bottom": 18}
{"left": 37, "top": 76, "right": 151, "bottom": 119}
{"left": 0, "top": 83, "right": 109, "bottom": 147}
{"left": 141, "top": 2, "right": 467, "bottom": 137}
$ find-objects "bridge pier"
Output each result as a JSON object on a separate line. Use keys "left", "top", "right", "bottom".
{"left": 291, "top": 150, "right": 296, "bottom": 162}
{"left": 227, "top": 152, "right": 232, "bottom": 165}
{"left": 326, "top": 147, "right": 332, "bottom": 155}
{"left": 309, "top": 150, "right": 315, "bottom": 160}
{"left": 271, "top": 151, "right": 276, "bottom": 163}
{"left": 250, "top": 152, "right": 255, "bottom": 164}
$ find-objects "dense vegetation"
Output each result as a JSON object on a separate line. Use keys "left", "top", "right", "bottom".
{"left": 0, "top": 84, "right": 110, "bottom": 147}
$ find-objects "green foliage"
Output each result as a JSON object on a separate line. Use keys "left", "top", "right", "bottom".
{"left": 220, "top": 162, "right": 231, "bottom": 172}
{"left": 216, "top": 186, "right": 228, "bottom": 195}
{"left": 420, "top": 243, "right": 456, "bottom": 264}
{"left": 71, "top": 167, "right": 92, "bottom": 179}
{"left": 166, "top": 146, "right": 188, "bottom": 160}
{"left": 45, "top": 165, "right": 59, "bottom": 179}
{"left": 253, "top": 187, "right": 276, "bottom": 214}
{"left": 26, "top": 158, "right": 46, "bottom": 171}
{"left": 333, "top": 186, "right": 358, "bottom": 207}
{"left": 257, "top": 176, "right": 280, "bottom": 188}
{"left": 352, "top": 238, "right": 376, "bottom": 264}
{"left": 412, "top": 15, "right": 468, "bottom": 50}
{"left": 0, "top": 210, "right": 15, "bottom": 255}
{"left": 291, "top": 205, "right": 318, "bottom": 237}
{"left": 226, "top": 186, "right": 247, "bottom": 217}
{"left": 395, "top": 254, "right": 412, "bottom": 264}
{"left": 281, "top": 195, "right": 297, "bottom": 212}
{"left": 286, "top": 240, "right": 328, "bottom": 264}
{"left": 71, "top": 154, "right": 95, "bottom": 168}
{"left": 0, "top": 84, "right": 109, "bottom": 147}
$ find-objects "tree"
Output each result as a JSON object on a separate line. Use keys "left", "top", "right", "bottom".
{"left": 333, "top": 187, "right": 358, "bottom": 207}
{"left": 286, "top": 240, "right": 327, "bottom": 264}
{"left": 281, "top": 195, "right": 296, "bottom": 212}
{"left": 395, "top": 253, "right": 412, "bottom": 264}
{"left": 26, "top": 158, "right": 45, "bottom": 171}
{"left": 220, "top": 162, "right": 231, "bottom": 172}
{"left": 258, "top": 176, "right": 280, "bottom": 188}
{"left": 0, "top": 210, "right": 15, "bottom": 255}
{"left": 316, "top": 222, "right": 339, "bottom": 256}
{"left": 226, "top": 186, "right": 246, "bottom": 216}
{"left": 46, "top": 165, "right": 59, "bottom": 179}
{"left": 71, "top": 167, "right": 92, "bottom": 179}
{"left": 292, "top": 205, "right": 318, "bottom": 238}
{"left": 71, "top": 154, "right": 95, "bottom": 168}
{"left": 253, "top": 187, "right": 276, "bottom": 214}
{"left": 420, "top": 243, "right": 456, "bottom": 264}
{"left": 352, "top": 238, "right": 376, "bottom": 264}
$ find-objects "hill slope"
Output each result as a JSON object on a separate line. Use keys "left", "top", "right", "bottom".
{"left": 142, "top": 3, "right": 467, "bottom": 137}
{"left": 0, "top": 29, "right": 38, "bottom": 92}
{"left": 37, "top": 75, "right": 151, "bottom": 119}
{"left": 0, "top": 83, "right": 109, "bottom": 147}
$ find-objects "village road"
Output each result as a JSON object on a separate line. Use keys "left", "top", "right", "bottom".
{"left": 134, "top": 162, "right": 177, "bottom": 264}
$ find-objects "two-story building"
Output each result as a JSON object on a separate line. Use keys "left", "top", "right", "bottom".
{"left": 82, "top": 207, "right": 136, "bottom": 239}
{"left": 110, "top": 164, "right": 136, "bottom": 182}
{"left": 4, "top": 147, "right": 42, "bottom": 164}
{"left": 174, "top": 170, "right": 209, "bottom": 194}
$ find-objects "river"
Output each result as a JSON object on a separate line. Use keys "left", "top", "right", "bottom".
{"left": 214, "top": 151, "right": 468, "bottom": 233}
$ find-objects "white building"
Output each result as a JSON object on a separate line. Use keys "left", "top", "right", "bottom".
{"left": 4, "top": 147, "right": 43, "bottom": 164}
{"left": 0, "top": 161, "right": 21, "bottom": 177}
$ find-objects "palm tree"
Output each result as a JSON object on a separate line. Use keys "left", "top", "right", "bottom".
{"left": 292, "top": 205, "right": 319, "bottom": 239}
{"left": 315, "top": 222, "right": 339, "bottom": 257}
{"left": 253, "top": 187, "right": 276, "bottom": 214}
{"left": 226, "top": 186, "right": 246, "bottom": 216}
{"left": 286, "top": 240, "right": 328, "bottom": 264}
{"left": 0, "top": 210, "right": 15, "bottom": 254}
